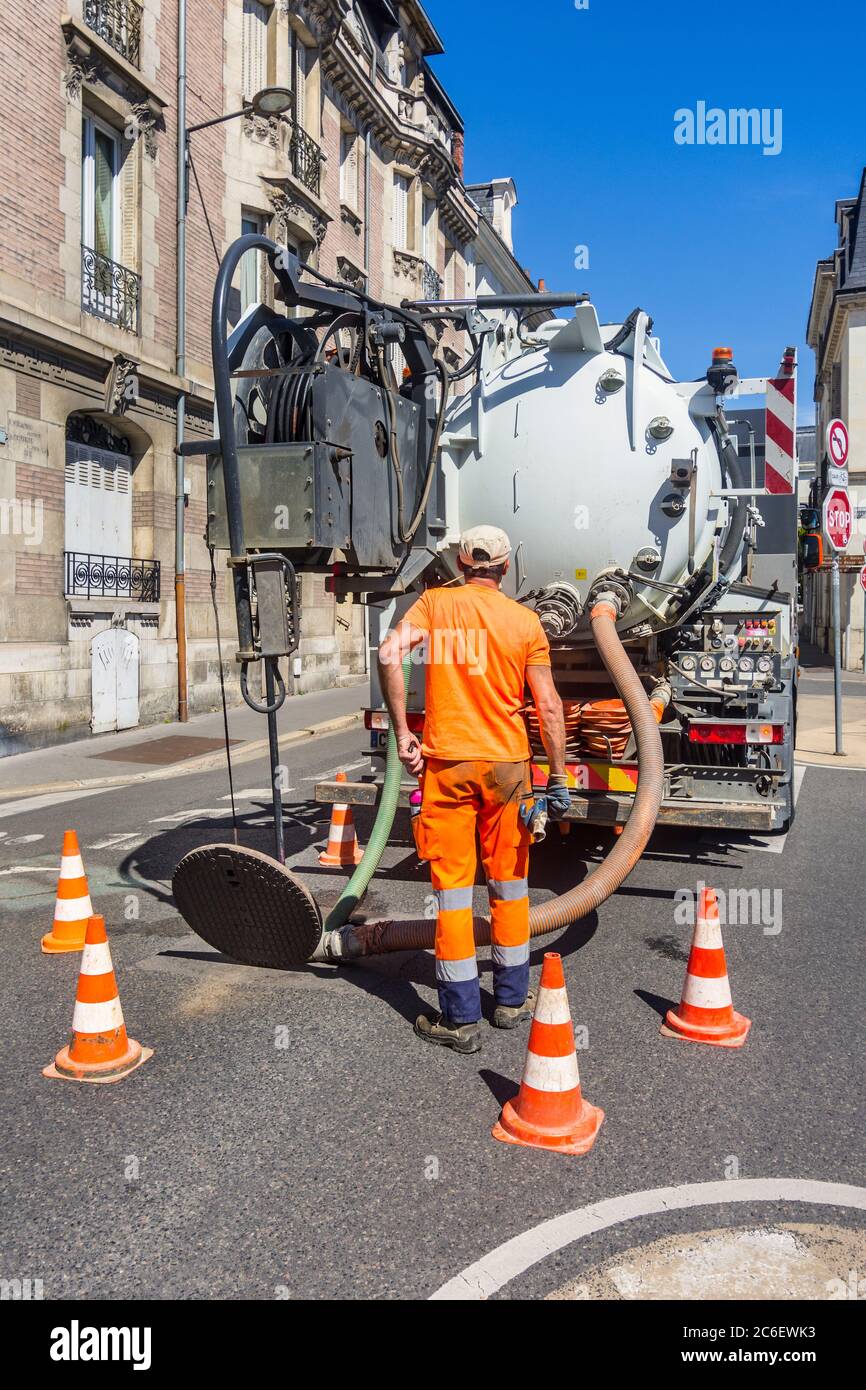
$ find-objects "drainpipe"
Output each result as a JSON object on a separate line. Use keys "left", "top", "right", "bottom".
{"left": 363, "top": 127, "right": 371, "bottom": 291}
{"left": 175, "top": 0, "right": 189, "bottom": 720}
{"left": 363, "top": 128, "right": 372, "bottom": 672}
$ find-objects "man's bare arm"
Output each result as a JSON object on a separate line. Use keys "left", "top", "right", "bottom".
{"left": 377, "top": 622, "right": 427, "bottom": 776}
{"left": 526, "top": 665, "right": 567, "bottom": 777}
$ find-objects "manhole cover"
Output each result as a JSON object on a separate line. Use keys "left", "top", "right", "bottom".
{"left": 173, "top": 843, "right": 322, "bottom": 969}
{"left": 90, "top": 735, "right": 241, "bottom": 765}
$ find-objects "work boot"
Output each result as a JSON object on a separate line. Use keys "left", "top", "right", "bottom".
{"left": 492, "top": 991, "right": 536, "bottom": 1030}
{"left": 414, "top": 1012, "right": 482, "bottom": 1054}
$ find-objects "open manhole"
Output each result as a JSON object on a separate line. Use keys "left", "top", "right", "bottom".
{"left": 172, "top": 843, "right": 323, "bottom": 970}
{"left": 89, "top": 735, "right": 241, "bottom": 765}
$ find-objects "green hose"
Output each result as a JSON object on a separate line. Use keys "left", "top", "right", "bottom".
{"left": 324, "top": 657, "right": 411, "bottom": 932}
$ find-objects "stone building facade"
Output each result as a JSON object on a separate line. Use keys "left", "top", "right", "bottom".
{"left": 805, "top": 168, "right": 866, "bottom": 669}
{"left": 0, "top": 0, "right": 528, "bottom": 753}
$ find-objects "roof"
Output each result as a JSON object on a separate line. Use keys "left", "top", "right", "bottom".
{"left": 806, "top": 168, "right": 866, "bottom": 346}
{"left": 421, "top": 59, "right": 463, "bottom": 131}
{"left": 400, "top": 1, "right": 445, "bottom": 55}
{"left": 843, "top": 168, "right": 866, "bottom": 292}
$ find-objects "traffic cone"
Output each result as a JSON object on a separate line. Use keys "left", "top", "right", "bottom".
{"left": 661, "top": 887, "right": 751, "bottom": 1048}
{"left": 41, "top": 829, "right": 93, "bottom": 954}
{"left": 319, "top": 772, "right": 363, "bottom": 867}
{"left": 493, "top": 953, "right": 604, "bottom": 1155}
{"left": 43, "top": 915, "right": 152, "bottom": 1083}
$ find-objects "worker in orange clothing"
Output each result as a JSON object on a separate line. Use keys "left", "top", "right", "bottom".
{"left": 377, "top": 525, "right": 569, "bottom": 1055}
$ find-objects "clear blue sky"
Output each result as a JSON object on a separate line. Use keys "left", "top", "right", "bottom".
{"left": 429, "top": 0, "right": 866, "bottom": 423}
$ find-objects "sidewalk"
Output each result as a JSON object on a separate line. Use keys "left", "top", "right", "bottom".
{"left": 796, "top": 642, "right": 866, "bottom": 769}
{"left": 0, "top": 678, "right": 370, "bottom": 800}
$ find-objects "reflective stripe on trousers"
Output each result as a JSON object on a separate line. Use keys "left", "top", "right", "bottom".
{"left": 416, "top": 759, "right": 532, "bottom": 1023}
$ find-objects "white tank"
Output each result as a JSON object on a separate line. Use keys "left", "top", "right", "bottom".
{"left": 438, "top": 307, "right": 728, "bottom": 634}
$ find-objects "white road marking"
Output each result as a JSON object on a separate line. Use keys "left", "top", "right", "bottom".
{"left": 219, "top": 788, "right": 294, "bottom": 801}
{"left": 0, "top": 866, "right": 55, "bottom": 876}
{"left": 303, "top": 761, "right": 365, "bottom": 782}
{"left": 0, "top": 787, "right": 110, "bottom": 820}
{"left": 429, "top": 1179, "right": 866, "bottom": 1301}
{"left": 150, "top": 808, "right": 232, "bottom": 824}
{"left": 87, "top": 832, "right": 144, "bottom": 851}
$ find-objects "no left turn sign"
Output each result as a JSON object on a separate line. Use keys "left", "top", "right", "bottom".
{"left": 826, "top": 418, "right": 849, "bottom": 468}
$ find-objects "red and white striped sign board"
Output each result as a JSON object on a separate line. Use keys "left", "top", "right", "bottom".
{"left": 765, "top": 347, "right": 797, "bottom": 495}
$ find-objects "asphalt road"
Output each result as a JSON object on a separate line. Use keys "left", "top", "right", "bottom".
{"left": 1, "top": 726, "right": 864, "bottom": 1301}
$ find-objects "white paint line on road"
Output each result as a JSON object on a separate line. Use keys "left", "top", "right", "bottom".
{"left": 0, "top": 787, "right": 110, "bottom": 821}
{"left": 0, "top": 865, "right": 55, "bottom": 876}
{"left": 429, "top": 1179, "right": 866, "bottom": 1301}
{"left": 302, "top": 760, "right": 366, "bottom": 782}
{"left": 150, "top": 808, "right": 232, "bottom": 825}
{"left": 86, "top": 832, "right": 145, "bottom": 851}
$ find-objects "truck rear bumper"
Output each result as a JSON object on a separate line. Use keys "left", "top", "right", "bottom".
{"left": 314, "top": 779, "right": 786, "bottom": 833}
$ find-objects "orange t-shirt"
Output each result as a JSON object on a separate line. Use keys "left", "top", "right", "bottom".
{"left": 402, "top": 584, "right": 551, "bottom": 762}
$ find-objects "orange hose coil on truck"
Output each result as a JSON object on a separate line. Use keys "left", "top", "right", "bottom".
{"left": 525, "top": 696, "right": 666, "bottom": 770}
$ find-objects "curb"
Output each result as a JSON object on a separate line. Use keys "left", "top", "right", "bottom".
{"left": 0, "top": 712, "right": 363, "bottom": 802}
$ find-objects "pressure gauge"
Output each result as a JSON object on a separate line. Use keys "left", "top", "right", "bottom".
{"left": 739, "top": 657, "right": 754, "bottom": 673}
{"left": 680, "top": 655, "right": 696, "bottom": 672}
{"left": 700, "top": 657, "right": 715, "bottom": 673}
{"left": 720, "top": 658, "right": 735, "bottom": 673}
{"left": 757, "top": 657, "right": 772, "bottom": 674}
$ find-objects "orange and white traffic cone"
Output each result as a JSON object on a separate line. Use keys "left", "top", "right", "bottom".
{"left": 41, "top": 829, "right": 93, "bottom": 954}
{"left": 493, "top": 953, "right": 604, "bottom": 1155}
{"left": 661, "top": 887, "right": 751, "bottom": 1048}
{"left": 319, "top": 772, "right": 363, "bottom": 867}
{"left": 43, "top": 914, "right": 152, "bottom": 1083}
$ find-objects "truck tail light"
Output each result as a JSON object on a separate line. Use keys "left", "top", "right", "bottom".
{"left": 364, "top": 709, "right": 425, "bottom": 734}
{"left": 688, "top": 723, "right": 784, "bottom": 746}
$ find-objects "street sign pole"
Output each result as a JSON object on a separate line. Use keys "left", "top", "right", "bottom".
{"left": 822, "top": 483, "right": 853, "bottom": 756}
{"left": 831, "top": 555, "right": 844, "bottom": 755}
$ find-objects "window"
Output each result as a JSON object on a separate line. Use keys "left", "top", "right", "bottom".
{"left": 422, "top": 196, "right": 435, "bottom": 264}
{"left": 82, "top": 114, "right": 120, "bottom": 262}
{"left": 290, "top": 28, "right": 308, "bottom": 130}
{"left": 394, "top": 173, "right": 410, "bottom": 250}
{"left": 340, "top": 126, "right": 359, "bottom": 209}
{"left": 444, "top": 246, "right": 456, "bottom": 300}
{"left": 242, "top": 0, "right": 269, "bottom": 101}
{"left": 240, "top": 213, "right": 266, "bottom": 315}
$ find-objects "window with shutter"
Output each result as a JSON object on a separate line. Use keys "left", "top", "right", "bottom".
{"left": 243, "top": 0, "right": 268, "bottom": 101}
{"left": 340, "top": 128, "right": 358, "bottom": 208}
{"left": 422, "top": 197, "right": 435, "bottom": 264}
{"left": 240, "top": 212, "right": 265, "bottom": 315}
{"left": 394, "top": 173, "right": 410, "bottom": 250}
{"left": 292, "top": 31, "right": 308, "bottom": 130}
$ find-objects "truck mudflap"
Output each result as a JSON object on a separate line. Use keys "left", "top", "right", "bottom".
{"left": 315, "top": 776, "right": 788, "bottom": 833}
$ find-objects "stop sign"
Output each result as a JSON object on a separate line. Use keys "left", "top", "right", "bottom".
{"left": 860, "top": 566, "right": 866, "bottom": 594}
{"left": 823, "top": 487, "right": 853, "bottom": 552}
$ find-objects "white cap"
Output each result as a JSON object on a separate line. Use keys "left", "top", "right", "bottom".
{"left": 458, "top": 525, "right": 512, "bottom": 570}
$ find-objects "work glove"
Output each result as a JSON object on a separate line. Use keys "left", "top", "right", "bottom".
{"left": 520, "top": 797, "right": 548, "bottom": 843}
{"left": 545, "top": 775, "right": 571, "bottom": 820}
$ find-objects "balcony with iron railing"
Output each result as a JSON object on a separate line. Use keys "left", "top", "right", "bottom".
{"left": 289, "top": 123, "right": 324, "bottom": 199}
{"left": 84, "top": 0, "right": 142, "bottom": 68}
{"left": 81, "top": 247, "right": 141, "bottom": 334}
{"left": 65, "top": 552, "right": 160, "bottom": 603}
{"left": 421, "top": 259, "right": 443, "bottom": 301}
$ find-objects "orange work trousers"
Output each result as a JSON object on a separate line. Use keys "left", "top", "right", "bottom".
{"left": 414, "top": 759, "right": 532, "bottom": 1024}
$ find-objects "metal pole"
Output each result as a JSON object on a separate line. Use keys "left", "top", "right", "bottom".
{"left": 175, "top": 0, "right": 189, "bottom": 721}
{"left": 265, "top": 661, "right": 285, "bottom": 864}
{"left": 831, "top": 555, "right": 844, "bottom": 755}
